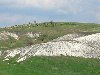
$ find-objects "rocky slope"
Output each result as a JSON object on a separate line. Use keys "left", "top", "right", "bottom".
{"left": 0, "top": 33, "right": 100, "bottom": 62}
{"left": 0, "top": 31, "right": 19, "bottom": 40}
{"left": 0, "top": 31, "right": 40, "bottom": 40}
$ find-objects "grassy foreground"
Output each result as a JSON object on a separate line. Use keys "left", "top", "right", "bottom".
{"left": 0, "top": 56, "right": 100, "bottom": 75}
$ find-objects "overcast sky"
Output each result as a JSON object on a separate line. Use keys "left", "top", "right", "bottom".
{"left": 0, "top": 0, "right": 100, "bottom": 27}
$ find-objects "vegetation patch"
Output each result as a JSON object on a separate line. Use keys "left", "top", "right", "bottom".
{"left": 0, "top": 56, "right": 99, "bottom": 75}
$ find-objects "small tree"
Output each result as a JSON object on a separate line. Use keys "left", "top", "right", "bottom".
{"left": 50, "top": 20, "right": 53, "bottom": 24}
{"left": 29, "top": 22, "right": 31, "bottom": 24}
{"left": 34, "top": 21, "right": 36, "bottom": 24}
{"left": 50, "top": 20, "right": 55, "bottom": 27}
{"left": 34, "top": 21, "right": 38, "bottom": 26}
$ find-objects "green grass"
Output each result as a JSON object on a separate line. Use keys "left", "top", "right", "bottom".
{"left": 0, "top": 56, "right": 100, "bottom": 75}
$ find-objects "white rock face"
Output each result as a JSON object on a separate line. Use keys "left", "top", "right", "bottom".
{"left": 52, "top": 33, "right": 84, "bottom": 41}
{"left": 25, "top": 32, "right": 40, "bottom": 38}
{"left": 1, "top": 33, "right": 100, "bottom": 62}
{"left": 0, "top": 31, "right": 19, "bottom": 40}
{"left": 6, "top": 32, "right": 19, "bottom": 40}
{"left": 0, "top": 31, "right": 41, "bottom": 41}
{"left": 0, "top": 31, "right": 9, "bottom": 40}
{"left": 0, "top": 51, "right": 2, "bottom": 56}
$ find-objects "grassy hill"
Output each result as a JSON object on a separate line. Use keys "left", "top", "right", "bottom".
{"left": 0, "top": 22, "right": 100, "bottom": 50}
{"left": 0, "top": 22, "right": 100, "bottom": 75}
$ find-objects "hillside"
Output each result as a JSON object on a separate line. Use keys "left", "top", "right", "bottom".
{"left": 0, "top": 22, "right": 100, "bottom": 50}
{"left": 0, "top": 22, "right": 100, "bottom": 75}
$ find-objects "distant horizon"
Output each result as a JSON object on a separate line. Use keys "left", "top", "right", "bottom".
{"left": 0, "top": 0, "right": 100, "bottom": 27}
{"left": 0, "top": 21, "right": 100, "bottom": 28}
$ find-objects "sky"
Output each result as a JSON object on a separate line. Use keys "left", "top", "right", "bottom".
{"left": 0, "top": 0, "right": 100, "bottom": 27}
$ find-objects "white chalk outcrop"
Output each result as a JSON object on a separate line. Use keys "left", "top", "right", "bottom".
{"left": 25, "top": 32, "right": 40, "bottom": 38}
{"left": 1, "top": 33, "right": 100, "bottom": 62}
{"left": 0, "top": 31, "right": 9, "bottom": 40}
{"left": 0, "top": 31, "right": 41, "bottom": 41}
{"left": 0, "top": 31, "right": 19, "bottom": 40}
